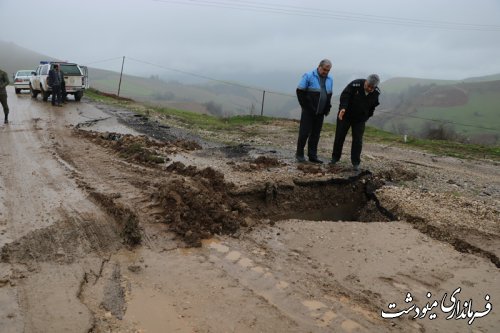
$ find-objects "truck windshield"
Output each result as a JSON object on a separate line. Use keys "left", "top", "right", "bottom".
{"left": 58, "top": 64, "right": 82, "bottom": 75}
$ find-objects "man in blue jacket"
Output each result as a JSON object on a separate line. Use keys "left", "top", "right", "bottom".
{"left": 330, "top": 74, "right": 380, "bottom": 171}
{"left": 295, "top": 59, "right": 333, "bottom": 163}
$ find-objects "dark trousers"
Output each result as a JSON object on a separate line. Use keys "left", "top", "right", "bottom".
{"left": 61, "top": 84, "right": 67, "bottom": 102}
{"left": 51, "top": 85, "right": 62, "bottom": 105}
{"left": 332, "top": 118, "right": 366, "bottom": 165}
{"left": 0, "top": 93, "right": 8, "bottom": 120}
{"left": 296, "top": 108, "right": 324, "bottom": 158}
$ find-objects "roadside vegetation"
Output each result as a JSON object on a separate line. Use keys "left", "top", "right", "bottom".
{"left": 85, "top": 88, "right": 500, "bottom": 161}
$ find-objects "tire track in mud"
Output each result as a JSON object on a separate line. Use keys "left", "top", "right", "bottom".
{"left": 404, "top": 216, "right": 500, "bottom": 269}
{"left": 0, "top": 99, "right": 114, "bottom": 333}
{"left": 204, "top": 239, "right": 400, "bottom": 333}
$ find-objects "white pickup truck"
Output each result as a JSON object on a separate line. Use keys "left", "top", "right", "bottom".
{"left": 30, "top": 61, "right": 89, "bottom": 102}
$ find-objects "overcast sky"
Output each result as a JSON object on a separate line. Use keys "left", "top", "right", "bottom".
{"left": 1, "top": 0, "right": 500, "bottom": 90}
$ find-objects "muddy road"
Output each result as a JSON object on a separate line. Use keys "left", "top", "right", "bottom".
{"left": 0, "top": 86, "right": 499, "bottom": 332}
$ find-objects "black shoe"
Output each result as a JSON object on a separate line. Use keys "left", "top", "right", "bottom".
{"left": 329, "top": 159, "right": 338, "bottom": 165}
{"left": 4, "top": 119, "right": 8, "bottom": 124}
{"left": 353, "top": 164, "right": 360, "bottom": 171}
{"left": 295, "top": 154, "right": 306, "bottom": 163}
{"left": 309, "top": 157, "right": 323, "bottom": 164}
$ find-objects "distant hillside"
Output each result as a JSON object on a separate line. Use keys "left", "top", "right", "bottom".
{"left": 0, "top": 40, "right": 57, "bottom": 77}
{"left": 373, "top": 80, "right": 500, "bottom": 145}
{"left": 380, "top": 77, "right": 458, "bottom": 94}
{"left": 464, "top": 73, "right": 500, "bottom": 82}
{"left": 380, "top": 74, "right": 500, "bottom": 94}
{"left": 2, "top": 40, "right": 499, "bottom": 145}
{"left": 88, "top": 67, "right": 299, "bottom": 118}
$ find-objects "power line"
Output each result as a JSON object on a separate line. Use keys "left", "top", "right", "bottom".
{"left": 126, "top": 56, "right": 295, "bottom": 97}
{"left": 152, "top": 0, "right": 500, "bottom": 31}
{"left": 230, "top": 0, "right": 500, "bottom": 29}
{"left": 81, "top": 56, "right": 125, "bottom": 66}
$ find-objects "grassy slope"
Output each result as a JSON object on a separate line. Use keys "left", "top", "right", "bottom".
{"left": 415, "top": 92, "right": 500, "bottom": 135}
{"left": 382, "top": 91, "right": 500, "bottom": 136}
{"left": 379, "top": 80, "right": 500, "bottom": 143}
{"left": 89, "top": 68, "right": 298, "bottom": 118}
{"left": 85, "top": 89, "right": 500, "bottom": 161}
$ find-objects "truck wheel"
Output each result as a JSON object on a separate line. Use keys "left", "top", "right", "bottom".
{"left": 30, "top": 85, "right": 39, "bottom": 99}
{"left": 42, "top": 89, "right": 50, "bottom": 102}
{"left": 74, "top": 91, "right": 83, "bottom": 102}
{"left": 15, "top": 88, "right": 20, "bottom": 94}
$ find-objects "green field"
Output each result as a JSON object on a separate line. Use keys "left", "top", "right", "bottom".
{"left": 383, "top": 92, "right": 500, "bottom": 138}
{"left": 416, "top": 92, "right": 500, "bottom": 135}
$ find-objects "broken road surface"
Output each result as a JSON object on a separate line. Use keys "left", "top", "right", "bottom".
{"left": 1, "top": 87, "right": 498, "bottom": 332}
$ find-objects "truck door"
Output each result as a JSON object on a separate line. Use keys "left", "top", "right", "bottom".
{"left": 33, "top": 66, "right": 41, "bottom": 88}
{"left": 80, "top": 66, "right": 89, "bottom": 89}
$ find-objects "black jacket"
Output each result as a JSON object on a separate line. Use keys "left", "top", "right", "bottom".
{"left": 339, "top": 79, "right": 380, "bottom": 122}
{"left": 48, "top": 69, "right": 62, "bottom": 87}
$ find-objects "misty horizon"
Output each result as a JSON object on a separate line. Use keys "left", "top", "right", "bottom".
{"left": 1, "top": 0, "right": 500, "bottom": 94}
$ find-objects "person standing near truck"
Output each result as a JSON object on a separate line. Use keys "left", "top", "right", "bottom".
{"left": 48, "top": 64, "right": 62, "bottom": 106}
{"left": 60, "top": 68, "right": 67, "bottom": 103}
{"left": 0, "top": 68, "right": 10, "bottom": 123}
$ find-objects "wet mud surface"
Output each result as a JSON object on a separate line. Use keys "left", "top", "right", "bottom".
{"left": 0, "top": 89, "right": 498, "bottom": 332}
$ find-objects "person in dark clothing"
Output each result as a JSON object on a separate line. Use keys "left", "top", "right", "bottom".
{"left": 330, "top": 74, "right": 380, "bottom": 171}
{"left": 48, "top": 64, "right": 62, "bottom": 106}
{"left": 295, "top": 59, "right": 334, "bottom": 163}
{"left": 60, "top": 69, "right": 67, "bottom": 103}
{"left": 0, "top": 68, "right": 10, "bottom": 124}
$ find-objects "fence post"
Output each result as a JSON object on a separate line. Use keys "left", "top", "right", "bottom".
{"left": 260, "top": 90, "right": 266, "bottom": 116}
{"left": 117, "top": 56, "right": 125, "bottom": 97}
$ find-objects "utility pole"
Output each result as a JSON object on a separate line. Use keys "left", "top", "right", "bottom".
{"left": 117, "top": 56, "right": 125, "bottom": 97}
{"left": 260, "top": 90, "right": 266, "bottom": 116}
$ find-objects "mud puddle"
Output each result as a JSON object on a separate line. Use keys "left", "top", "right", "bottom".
{"left": 287, "top": 204, "right": 361, "bottom": 221}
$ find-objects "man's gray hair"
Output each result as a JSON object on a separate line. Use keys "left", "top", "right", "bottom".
{"left": 319, "top": 59, "right": 332, "bottom": 67}
{"left": 367, "top": 74, "right": 380, "bottom": 87}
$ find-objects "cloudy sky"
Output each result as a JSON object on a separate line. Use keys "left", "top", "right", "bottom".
{"left": 1, "top": 0, "right": 500, "bottom": 91}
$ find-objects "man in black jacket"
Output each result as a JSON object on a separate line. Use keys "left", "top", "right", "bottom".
{"left": 48, "top": 64, "right": 62, "bottom": 106}
{"left": 330, "top": 74, "right": 380, "bottom": 170}
{"left": 0, "top": 68, "right": 10, "bottom": 124}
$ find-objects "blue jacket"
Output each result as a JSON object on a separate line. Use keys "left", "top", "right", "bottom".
{"left": 296, "top": 69, "right": 333, "bottom": 115}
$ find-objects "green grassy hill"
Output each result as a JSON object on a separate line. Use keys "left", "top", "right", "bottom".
{"left": 88, "top": 67, "right": 298, "bottom": 118}
{"left": 376, "top": 80, "right": 500, "bottom": 144}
